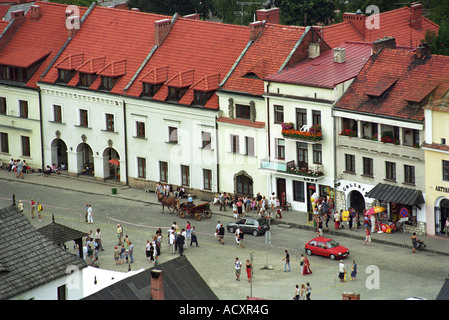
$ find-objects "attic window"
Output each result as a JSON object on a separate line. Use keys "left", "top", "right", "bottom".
{"left": 194, "top": 90, "right": 214, "bottom": 106}
{"left": 142, "top": 83, "right": 162, "bottom": 98}
{"left": 78, "top": 72, "right": 96, "bottom": 87}
{"left": 366, "top": 77, "right": 398, "bottom": 101}
{"left": 168, "top": 86, "right": 188, "bottom": 102}
{"left": 58, "top": 69, "right": 75, "bottom": 84}
{"left": 0, "top": 65, "right": 25, "bottom": 82}
{"left": 243, "top": 72, "right": 260, "bottom": 80}
{"left": 100, "top": 76, "right": 118, "bottom": 91}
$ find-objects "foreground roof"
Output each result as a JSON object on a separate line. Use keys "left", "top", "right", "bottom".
{"left": 0, "top": 205, "right": 87, "bottom": 300}
{"left": 334, "top": 48, "right": 449, "bottom": 122}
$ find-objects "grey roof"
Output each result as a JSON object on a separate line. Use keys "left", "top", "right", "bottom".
{"left": 365, "top": 183, "right": 425, "bottom": 206}
{"left": 83, "top": 255, "right": 218, "bottom": 300}
{"left": 0, "top": 205, "right": 87, "bottom": 300}
{"left": 37, "top": 216, "right": 88, "bottom": 245}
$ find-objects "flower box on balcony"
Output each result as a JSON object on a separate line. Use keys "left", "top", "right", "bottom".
{"left": 339, "top": 129, "right": 357, "bottom": 137}
{"left": 287, "top": 166, "right": 324, "bottom": 177}
{"left": 281, "top": 123, "right": 322, "bottom": 142}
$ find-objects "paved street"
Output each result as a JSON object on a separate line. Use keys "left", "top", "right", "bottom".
{"left": 0, "top": 171, "right": 448, "bottom": 300}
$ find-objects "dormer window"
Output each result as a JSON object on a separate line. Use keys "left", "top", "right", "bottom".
{"left": 194, "top": 90, "right": 214, "bottom": 106}
{"left": 58, "top": 69, "right": 75, "bottom": 84}
{"left": 79, "top": 72, "right": 96, "bottom": 87}
{"left": 168, "top": 86, "right": 188, "bottom": 102}
{"left": 143, "top": 83, "right": 162, "bottom": 97}
{"left": 0, "top": 65, "right": 25, "bottom": 82}
{"left": 101, "top": 76, "right": 117, "bottom": 91}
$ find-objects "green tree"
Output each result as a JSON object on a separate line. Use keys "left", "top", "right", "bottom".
{"left": 427, "top": 0, "right": 449, "bottom": 26}
{"left": 127, "top": 0, "right": 214, "bottom": 20}
{"left": 211, "top": 0, "right": 260, "bottom": 25}
{"left": 277, "top": 0, "right": 336, "bottom": 26}
{"left": 48, "top": 0, "right": 97, "bottom": 7}
{"left": 425, "top": 21, "right": 449, "bottom": 56}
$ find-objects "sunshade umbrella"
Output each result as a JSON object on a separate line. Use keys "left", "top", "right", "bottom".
{"left": 108, "top": 159, "right": 120, "bottom": 166}
{"left": 365, "top": 207, "right": 385, "bottom": 215}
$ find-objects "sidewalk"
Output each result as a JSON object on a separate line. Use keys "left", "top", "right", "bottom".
{"left": 1, "top": 169, "right": 448, "bottom": 256}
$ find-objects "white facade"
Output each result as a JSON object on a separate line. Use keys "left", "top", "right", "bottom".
{"left": 0, "top": 85, "right": 42, "bottom": 170}
{"left": 39, "top": 84, "right": 126, "bottom": 183}
{"left": 124, "top": 96, "right": 219, "bottom": 195}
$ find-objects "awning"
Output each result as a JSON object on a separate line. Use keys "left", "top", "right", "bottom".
{"left": 365, "top": 183, "right": 424, "bottom": 206}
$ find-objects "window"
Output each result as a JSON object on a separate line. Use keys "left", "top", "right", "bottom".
{"left": 137, "top": 157, "right": 146, "bottom": 178}
{"left": 312, "top": 110, "right": 321, "bottom": 126}
{"left": 181, "top": 165, "right": 190, "bottom": 186}
{"left": 202, "top": 131, "right": 211, "bottom": 149}
{"left": 168, "top": 126, "right": 178, "bottom": 143}
{"left": 136, "top": 121, "right": 145, "bottom": 138}
{"left": 385, "top": 161, "right": 396, "bottom": 181}
{"left": 236, "top": 104, "right": 250, "bottom": 120}
{"left": 101, "top": 76, "right": 115, "bottom": 91}
{"left": 79, "top": 73, "right": 96, "bottom": 87}
{"left": 0, "top": 97, "right": 6, "bottom": 115}
{"left": 159, "top": 161, "right": 168, "bottom": 182}
{"left": 245, "top": 136, "right": 254, "bottom": 156}
{"left": 194, "top": 91, "right": 214, "bottom": 106}
{"left": 404, "top": 165, "right": 415, "bottom": 184}
{"left": 58, "top": 69, "right": 75, "bottom": 83}
{"left": 413, "top": 129, "right": 420, "bottom": 147}
{"left": 274, "top": 105, "right": 284, "bottom": 123}
{"left": 0, "top": 132, "right": 8, "bottom": 153}
{"left": 21, "top": 136, "right": 30, "bottom": 157}
{"left": 276, "top": 138, "right": 285, "bottom": 160}
{"left": 236, "top": 174, "right": 253, "bottom": 195}
{"left": 231, "top": 135, "right": 239, "bottom": 153}
{"left": 79, "top": 109, "right": 88, "bottom": 127}
{"left": 313, "top": 144, "right": 322, "bottom": 164}
{"left": 168, "top": 87, "right": 187, "bottom": 102}
{"left": 296, "top": 108, "right": 307, "bottom": 129}
{"left": 53, "top": 105, "right": 62, "bottom": 123}
{"left": 345, "top": 154, "right": 355, "bottom": 173}
{"left": 105, "top": 113, "right": 114, "bottom": 132}
{"left": 0, "top": 66, "right": 24, "bottom": 81}
{"left": 363, "top": 157, "right": 373, "bottom": 176}
{"left": 293, "top": 180, "right": 305, "bottom": 202}
{"left": 143, "top": 83, "right": 162, "bottom": 97}
{"left": 297, "top": 142, "right": 308, "bottom": 168}
{"left": 57, "top": 285, "right": 66, "bottom": 301}
{"left": 443, "top": 160, "right": 449, "bottom": 182}
{"left": 203, "top": 169, "right": 212, "bottom": 190}
{"left": 19, "top": 100, "right": 28, "bottom": 118}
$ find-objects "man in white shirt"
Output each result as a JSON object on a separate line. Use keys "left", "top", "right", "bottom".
{"left": 235, "top": 257, "right": 242, "bottom": 281}
{"left": 339, "top": 261, "right": 346, "bottom": 282}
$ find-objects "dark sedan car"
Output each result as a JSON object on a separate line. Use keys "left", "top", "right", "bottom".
{"left": 226, "top": 217, "right": 270, "bottom": 236}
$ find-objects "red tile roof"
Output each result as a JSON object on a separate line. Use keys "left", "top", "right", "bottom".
{"left": 318, "top": 6, "right": 439, "bottom": 48}
{"left": 0, "top": 1, "right": 87, "bottom": 89}
{"left": 221, "top": 23, "right": 307, "bottom": 96}
{"left": 335, "top": 49, "right": 449, "bottom": 122}
{"left": 125, "top": 16, "right": 250, "bottom": 110}
{"left": 264, "top": 41, "right": 373, "bottom": 89}
{"left": 41, "top": 6, "right": 171, "bottom": 94}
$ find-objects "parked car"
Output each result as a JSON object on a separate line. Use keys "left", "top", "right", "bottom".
{"left": 304, "top": 237, "right": 350, "bottom": 260}
{"left": 227, "top": 217, "right": 270, "bottom": 236}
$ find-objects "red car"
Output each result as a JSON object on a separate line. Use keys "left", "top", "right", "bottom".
{"left": 304, "top": 237, "right": 350, "bottom": 260}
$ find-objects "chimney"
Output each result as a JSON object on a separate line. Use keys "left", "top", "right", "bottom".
{"left": 184, "top": 13, "right": 200, "bottom": 20}
{"left": 154, "top": 18, "right": 173, "bottom": 47}
{"left": 30, "top": 5, "right": 42, "bottom": 21}
{"left": 308, "top": 42, "right": 320, "bottom": 59}
{"left": 11, "top": 9, "right": 25, "bottom": 21}
{"left": 410, "top": 3, "right": 422, "bottom": 30}
{"left": 249, "top": 21, "right": 264, "bottom": 41}
{"left": 415, "top": 42, "right": 431, "bottom": 59}
{"left": 333, "top": 48, "right": 346, "bottom": 63}
{"left": 150, "top": 269, "right": 164, "bottom": 300}
{"left": 372, "top": 36, "right": 396, "bottom": 55}
{"left": 343, "top": 10, "right": 366, "bottom": 38}
{"left": 0, "top": 10, "right": 25, "bottom": 51}
{"left": 256, "top": 7, "right": 279, "bottom": 24}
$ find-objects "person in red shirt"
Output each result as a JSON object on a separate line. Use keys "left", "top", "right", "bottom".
{"left": 364, "top": 227, "right": 372, "bottom": 246}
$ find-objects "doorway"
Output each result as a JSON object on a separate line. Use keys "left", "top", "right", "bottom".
{"left": 306, "top": 183, "right": 316, "bottom": 213}
{"left": 439, "top": 199, "right": 449, "bottom": 235}
{"left": 349, "top": 190, "right": 366, "bottom": 213}
{"left": 276, "top": 178, "right": 286, "bottom": 207}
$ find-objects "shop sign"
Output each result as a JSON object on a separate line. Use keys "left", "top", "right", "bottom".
{"left": 342, "top": 182, "right": 366, "bottom": 193}
{"left": 435, "top": 186, "right": 449, "bottom": 193}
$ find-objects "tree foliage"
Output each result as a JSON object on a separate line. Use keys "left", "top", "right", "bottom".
{"left": 126, "top": 0, "right": 213, "bottom": 20}
{"left": 48, "top": 0, "right": 97, "bottom": 7}
{"left": 276, "top": 0, "right": 335, "bottom": 26}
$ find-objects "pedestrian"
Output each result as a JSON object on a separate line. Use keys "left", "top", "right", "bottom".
{"left": 364, "top": 227, "right": 372, "bottom": 246}
{"left": 119, "top": 245, "right": 126, "bottom": 264}
{"left": 114, "top": 246, "right": 120, "bottom": 265}
{"left": 246, "top": 259, "right": 252, "bottom": 283}
{"left": 238, "top": 229, "right": 244, "bottom": 248}
{"left": 302, "top": 255, "right": 312, "bottom": 275}
{"left": 190, "top": 226, "right": 199, "bottom": 247}
{"left": 232, "top": 202, "right": 238, "bottom": 220}
{"left": 234, "top": 227, "right": 240, "bottom": 245}
{"left": 16, "top": 159, "right": 24, "bottom": 179}
{"left": 186, "top": 221, "right": 191, "bottom": 239}
{"left": 84, "top": 203, "right": 89, "bottom": 222}
{"left": 17, "top": 200, "right": 24, "bottom": 213}
{"left": 334, "top": 210, "right": 341, "bottom": 230}
{"left": 218, "top": 223, "right": 225, "bottom": 244}
{"left": 270, "top": 192, "right": 276, "bottom": 212}
{"left": 95, "top": 228, "right": 104, "bottom": 251}
{"left": 128, "top": 241, "right": 134, "bottom": 263}
{"left": 300, "top": 254, "right": 305, "bottom": 274}
{"left": 316, "top": 216, "right": 323, "bottom": 236}
{"left": 116, "top": 224, "right": 123, "bottom": 245}
{"left": 169, "top": 230, "right": 175, "bottom": 254}
{"left": 146, "top": 240, "right": 152, "bottom": 259}
{"left": 177, "top": 229, "right": 185, "bottom": 256}
{"left": 350, "top": 260, "right": 357, "bottom": 280}
{"left": 87, "top": 204, "right": 93, "bottom": 224}
{"left": 370, "top": 214, "right": 376, "bottom": 233}
{"left": 300, "top": 284, "right": 306, "bottom": 300}
{"left": 30, "top": 199, "right": 35, "bottom": 219}
{"left": 37, "top": 202, "right": 43, "bottom": 222}
{"left": 338, "top": 260, "right": 346, "bottom": 282}
{"left": 235, "top": 257, "right": 242, "bottom": 281}
{"left": 293, "top": 284, "right": 300, "bottom": 300}
{"left": 306, "top": 282, "right": 312, "bottom": 300}
{"left": 283, "top": 250, "right": 291, "bottom": 272}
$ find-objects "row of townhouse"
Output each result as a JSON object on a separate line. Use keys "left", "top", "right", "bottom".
{"left": 0, "top": 2, "right": 446, "bottom": 236}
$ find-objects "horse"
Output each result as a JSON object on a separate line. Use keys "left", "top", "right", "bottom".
{"left": 157, "top": 192, "right": 180, "bottom": 214}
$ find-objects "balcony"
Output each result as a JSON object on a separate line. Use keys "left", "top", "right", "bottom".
{"left": 260, "top": 158, "right": 324, "bottom": 181}
{"left": 281, "top": 122, "right": 322, "bottom": 144}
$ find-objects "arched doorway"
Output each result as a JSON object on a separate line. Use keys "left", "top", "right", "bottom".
{"left": 50, "top": 138, "right": 68, "bottom": 168}
{"left": 103, "top": 147, "right": 120, "bottom": 180}
{"left": 435, "top": 198, "right": 449, "bottom": 235}
{"left": 234, "top": 171, "right": 253, "bottom": 196}
{"left": 76, "top": 142, "right": 94, "bottom": 175}
{"left": 349, "top": 190, "right": 366, "bottom": 214}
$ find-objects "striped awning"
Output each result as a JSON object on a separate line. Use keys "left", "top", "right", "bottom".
{"left": 365, "top": 183, "right": 424, "bottom": 206}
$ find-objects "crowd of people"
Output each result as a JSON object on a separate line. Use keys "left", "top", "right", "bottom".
{"left": 1, "top": 158, "right": 32, "bottom": 179}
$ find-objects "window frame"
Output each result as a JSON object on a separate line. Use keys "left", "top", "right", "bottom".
{"left": 168, "top": 126, "right": 178, "bottom": 143}
{"left": 21, "top": 136, "right": 30, "bottom": 157}
{"left": 181, "top": 165, "right": 190, "bottom": 187}
{"left": 385, "top": 161, "right": 396, "bottom": 181}
{"left": 19, "top": 100, "right": 28, "bottom": 119}
{"left": 159, "top": 161, "right": 168, "bottom": 182}
{"left": 79, "top": 109, "right": 88, "bottom": 127}
{"left": 274, "top": 105, "right": 284, "bottom": 124}
{"left": 203, "top": 168, "right": 212, "bottom": 191}
{"left": 235, "top": 104, "right": 250, "bottom": 120}
{"left": 345, "top": 154, "right": 355, "bottom": 173}
{"left": 105, "top": 113, "right": 115, "bottom": 132}
{"left": 443, "top": 160, "right": 449, "bottom": 182}
{"left": 404, "top": 165, "right": 415, "bottom": 184}
{"left": 362, "top": 157, "right": 374, "bottom": 177}
{"left": 137, "top": 157, "right": 146, "bottom": 179}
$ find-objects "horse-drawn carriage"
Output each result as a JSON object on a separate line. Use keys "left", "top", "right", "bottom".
{"left": 157, "top": 192, "right": 212, "bottom": 221}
